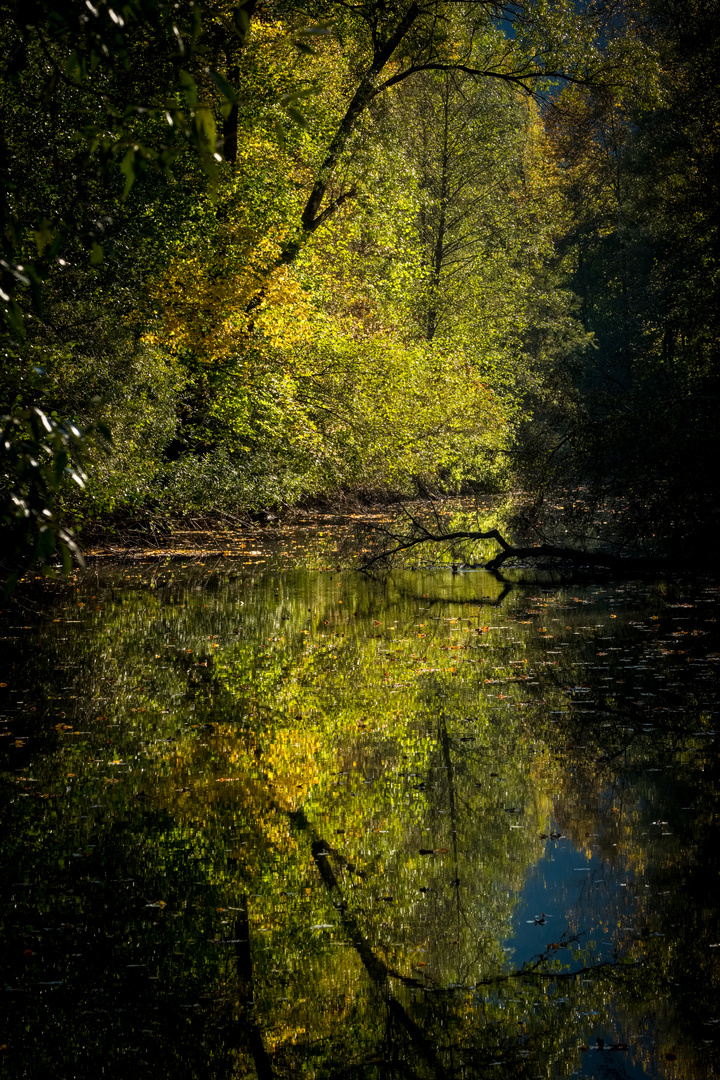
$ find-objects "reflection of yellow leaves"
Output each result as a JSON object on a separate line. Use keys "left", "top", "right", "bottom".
{"left": 264, "top": 727, "right": 321, "bottom": 811}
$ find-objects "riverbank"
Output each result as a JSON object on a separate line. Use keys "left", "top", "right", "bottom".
{"left": 75, "top": 495, "right": 496, "bottom": 566}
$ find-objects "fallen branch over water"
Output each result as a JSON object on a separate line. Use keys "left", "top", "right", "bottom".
{"left": 362, "top": 522, "right": 664, "bottom": 574}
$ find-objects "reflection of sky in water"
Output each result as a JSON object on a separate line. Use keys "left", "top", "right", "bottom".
{"left": 574, "top": 1046, "right": 653, "bottom": 1080}
{"left": 508, "top": 835, "right": 654, "bottom": 1078}
{"left": 2, "top": 565, "right": 717, "bottom": 1079}
{"left": 508, "top": 835, "right": 601, "bottom": 966}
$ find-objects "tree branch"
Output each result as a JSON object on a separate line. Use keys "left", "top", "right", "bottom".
{"left": 361, "top": 521, "right": 666, "bottom": 573}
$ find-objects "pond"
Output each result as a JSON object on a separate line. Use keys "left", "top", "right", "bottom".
{"left": 1, "top": 557, "right": 719, "bottom": 1078}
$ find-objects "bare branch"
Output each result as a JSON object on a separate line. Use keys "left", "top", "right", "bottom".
{"left": 361, "top": 517, "right": 667, "bottom": 573}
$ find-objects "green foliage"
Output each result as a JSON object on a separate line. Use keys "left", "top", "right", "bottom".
{"left": 64, "top": 346, "right": 183, "bottom": 519}
{"left": 141, "top": 39, "right": 585, "bottom": 510}
{"left": 2, "top": 564, "right": 719, "bottom": 1075}
{"left": 0, "top": 0, "right": 329, "bottom": 570}
{"left": 539, "top": 0, "right": 720, "bottom": 555}
{"left": 3, "top": 0, "right": 687, "bottom": 571}
{"left": 0, "top": 0, "right": 220, "bottom": 577}
{"left": 0, "top": 405, "right": 104, "bottom": 585}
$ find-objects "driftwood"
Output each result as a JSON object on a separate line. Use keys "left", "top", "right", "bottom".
{"left": 361, "top": 514, "right": 665, "bottom": 574}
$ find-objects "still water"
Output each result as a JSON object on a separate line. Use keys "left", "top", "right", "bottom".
{"left": 1, "top": 560, "right": 719, "bottom": 1079}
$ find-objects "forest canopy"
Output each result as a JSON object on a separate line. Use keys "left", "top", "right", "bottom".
{"left": 1, "top": 0, "right": 718, "bottom": 576}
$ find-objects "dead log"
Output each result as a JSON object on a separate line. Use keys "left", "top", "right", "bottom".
{"left": 361, "top": 524, "right": 665, "bottom": 574}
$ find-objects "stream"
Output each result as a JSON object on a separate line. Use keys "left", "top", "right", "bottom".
{"left": 1, "top": 557, "right": 719, "bottom": 1078}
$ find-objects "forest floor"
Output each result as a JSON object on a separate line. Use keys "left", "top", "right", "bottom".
{"left": 78, "top": 495, "right": 494, "bottom": 564}
{"left": 79, "top": 501, "right": 405, "bottom": 567}
{"left": 76, "top": 489, "right": 654, "bottom": 580}
{"left": 78, "top": 488, "right": 633, "bottom": 568}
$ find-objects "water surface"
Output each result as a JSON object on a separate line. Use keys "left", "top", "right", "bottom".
{"left": 1, "top": 562, "right": 718, "bottom": 1078}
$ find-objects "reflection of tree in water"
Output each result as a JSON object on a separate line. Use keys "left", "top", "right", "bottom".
{"left": 1, "top": 567, "right": 718, "bottom": 1077}
{"left": 546, "top": 590, "right": 720, "bottom": 1078}
{"left": 549, "top": 762, "right": 720, "bottom": 1076}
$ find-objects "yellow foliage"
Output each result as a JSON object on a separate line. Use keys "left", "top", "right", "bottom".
{"left": 264, "top": 726, "right": 322, "bottom": 811}
{"left": 143, "top": 226, "right": 317, "bottom": 363}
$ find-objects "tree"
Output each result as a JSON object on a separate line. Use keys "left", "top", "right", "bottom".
{"left": 535, "top": 0, "right": 720, "bottom": 559}
{"left": 0, "top": 0, "right": 325, "bottom": 577}
{"left": 0, "top": 0, "right": 219, "bottom": 576}
{"left": 264, "top": 0, "right": 632, "bottom": 271}
{"left": 0, "top": 0, "right": 647, "bottom": 580}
